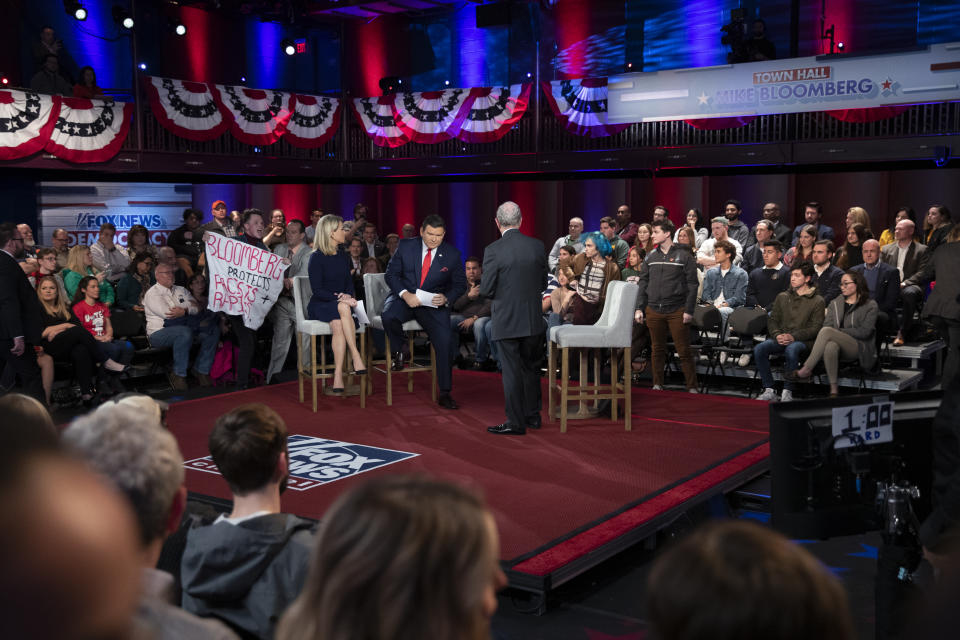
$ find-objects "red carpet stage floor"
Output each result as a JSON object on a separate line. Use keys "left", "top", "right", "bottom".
{"left": 166, "top": 370, "right": 770, "bottom": 591}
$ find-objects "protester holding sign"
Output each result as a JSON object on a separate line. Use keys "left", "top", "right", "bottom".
{"left": 308, "top": 215, "right": 366, "bottom": 394}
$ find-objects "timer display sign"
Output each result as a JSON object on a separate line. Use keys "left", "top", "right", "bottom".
{"left": 831, "top": 400, "right": 894, "bottom": 449}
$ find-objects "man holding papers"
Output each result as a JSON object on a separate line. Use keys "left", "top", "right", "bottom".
{"left": 383, "top": 215, "right": 466, "bottom": 410}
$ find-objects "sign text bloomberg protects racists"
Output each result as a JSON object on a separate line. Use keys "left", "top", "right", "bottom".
{"left": 205, "top": 233, "right": 285, "bottom": 330}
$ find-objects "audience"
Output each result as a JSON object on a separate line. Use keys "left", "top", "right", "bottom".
{"left": 361, "top": 223, "right": 388, "bottom": 263}
{"left": 89, "top": 222, "right": 131, "bottom": 285}
{"left": 675, "top": 208, "right": 708, "bottom": 248}
{"left": 451, "top": 257, "right": 495, "bottom": 371}
{"left": 72, "top": 275, "right": 133, "bottom": 395}
{"left": 265, "top": 220, "right": 312, "bottom": 385}
{"left": 599, "top": 216, "right": 630, "bottom": 269}
{"left": 51, "top": 227, "right": 71, "bottom": 268}
{"left": 570, "top": 232, "right": 620, "bottom": 325}
{"left": 646, "top": 520, "right": 855, "bottom": 640}
{"left": 754, "top": 261, "right": 825, "bottom": 402}
{"left": 745, "top": 240, "right": 790, "bottom": 310}
{"left": 697, "top": 216, "right": 743, "bottom": 269}
{"left": 63, "top": 402, "right": 239, "bottom": 640}
{"left": 616, "top": 204, "right": 639, "bottom": 245}
{"left": 651, "top": 205, "right": 669, "bottom": 225}
{"left": 701, "top": 239, "right": 748, "bottom": 337}
{"left": 851, "top": 239, "right": 900, "bottom": 348}
{"left": 879, "top": 207, "right": 918, "bottom": 247}
{"left": 26, "top": 246, "right": 67, "bottom": 295}
{"left": 759, "top": 201, "right": 793, "bottom": 247}
{"left": 548, "top": 217, "right": 585, "bottom": 269}
{"left": 883, "top": 218, "right": 929, "bottom": 345}
{"left": 634, "top": 222, "right": 655, "bottom": 257}
{"left": 792, "top": 201, "right": 834, "bottom": 245}
{"left": 202, "top": 200, "right": 237, "bottom": 238}
{"left": 723, "top": 199, "right": 750, "bottom": 247}
{"left": 810, "top": 239, "right": 844, "bottom": 305}
{"left": 845, "top": 206, "right": 874, "bottom": 239}
{"left": 923, "top": 204, "right": 954, "bottom": 254}
{"left": 622, "top": 245, "right": 643, "bottom": 282}
{"left": 30, "top": 53, "right": 72, "bottom": 95}
{"left": 63, "top": 244, "right": 115, "bottom": 305}
{"left": 72, "top": 65, "right": 106, "bottom": 100}
{"left": 116, "top": 252, "right": 156, "bottom": 311}
{"left": 276, "top": 475, "right": 506, "bottom": 640}
{"left": 144, "top": 262, "right": 219, "bottom": 390}
{"left": 304, "top": 209, "right": 323, "bottom": 243}
{"left": 783, "top": 223, "right": 816, "bottom": 267}
{"left": 836, "top": 222, "right": 869, "bottom": 269}
{"left": 912, "top": 225, "right": 960, "bottom": 384}
{"left": 742, "top": 219, "right": 774, "bottom": 272}
{"left": 167, "top": 209, "right": 205, "bottom": 278}
{"left": 181, "top": 404, "right": 315, "bottom": 639}
{"left": 264, "top": 209, "right": 287, "bottom": 250}
{"left": 790, "top": 270, "right": 878, "bottom": 396}
{"left": 126, "top": 223, "right": 160, "bottom": 261}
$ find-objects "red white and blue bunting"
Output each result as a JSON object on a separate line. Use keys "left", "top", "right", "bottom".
{"left": 285, "top": 94, "right": 341, "bottom": 148}
{"left": 0, "top": 90, "right": 132, "bottom": 163}
{"left": 45, "top": 97, "right": 133, "bottom": 163}
{"left": 458, "top": 85, "right": 530, "bottom": 143}
{"left": 0, "top": 89, "right": 60, "bottom": 160}
{"left": 145, "top": 76, "right": 228, "bottom": 142}
{"left": 353, "top": 95, "right": 409, "bottom": 148}
{"left": 212, "top": 85, "right": 292, "bottom": 145}
{"left": 352, "top": 83, "right": 531, "bottom": 147}
{"left": 541, "top": 78, "right": 629, "bottom": 138}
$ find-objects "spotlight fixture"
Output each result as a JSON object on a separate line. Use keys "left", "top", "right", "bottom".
{"left": 0, "top": 73, "right": 8, "bottom": 86}
{"left": 240, "top": 76, "right": 247, "bottom": 83}
{"left": 281, "top": 38, "right": 296, "bottom": 56}
{"left": 837, "top": 41, "right": 845, "bottom": 51}
{"left": 444, "top": 80, "right": 450, "bottom": 86}
{"left": 378, "top": 76, "right": 400, "bottom": 94}
{"left": 112, "top": 5, "right": 134, "bottom": 30}
{"left": 64, "top": 0, "right": 87, "bottom": 21}
{"left": 175, "top": 23, "right": 187, "bottom": 36}
{"left": 138, "top": 62, "right": 147, "bottom": 70}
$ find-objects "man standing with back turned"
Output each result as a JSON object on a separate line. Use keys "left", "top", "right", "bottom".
{"left": 481, "top": 201, "right": 548, "bottom": 435}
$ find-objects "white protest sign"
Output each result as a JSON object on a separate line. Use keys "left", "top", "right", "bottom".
{"left": 205, "top": 233, "right": 285, "bottom": 330}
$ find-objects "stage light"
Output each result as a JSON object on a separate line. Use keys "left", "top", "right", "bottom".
{"left": 138, "top": 62, "right": 147, "bottom": 70}
{"left": 281, "top": 38, "right": 296, "bottom": 56}
{"left": 175, "top": 23, "right": 186, "bottom": 36}
{"left": 627, "top": 62, "right": 633, "bottom": 69}
{"left": 526, "top": 72, "right": 532, "bottom": 78}
{"left": 112, "top": 5, "right": 134, "bottom": 29}
{"left": 64, "top": 0, "right": 87, "bottom": 21}
{"left": 240, "top": 76, "right": 247, "bottom": 83}
{"left": 379, "top": 76, "right": 400, "bottom": 94}
{"left": 837, "top": 41, "right": 845, "bottom": 51}
{"left": 0, "top": 73, "right": 8, "bottom": 86}
{"left": 444, "top": 80, "right": 450, "bottom": 86}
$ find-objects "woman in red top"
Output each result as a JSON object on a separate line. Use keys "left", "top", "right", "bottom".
{"left": 73, "top": 276, "right": 134, "bottom": 394}
{"left": 72, "top": 66, "right": 107, "bottom": 100}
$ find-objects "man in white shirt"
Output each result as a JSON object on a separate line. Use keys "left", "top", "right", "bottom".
{"left": 304, "top": 208, "right": 322, "bottom": 244}
{"left": 143, "top": 263, "right": 220, "bottom": 390}
{"left": 697, "top": 217, "right": 743, "bottom": 269}
{"left": 882, "top": 218, "right": 930, "bottom": 345}
{"left": 547, "top": 217, "right": 585, "bottom": 270}
{"left": 89, "top": 222, "right": 131, "bottom": 284}
{"left": 266, "top": 220, "right": 313, "bottom": 384}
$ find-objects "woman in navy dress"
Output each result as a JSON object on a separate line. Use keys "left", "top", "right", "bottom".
{"left": 308, "top": 214, "right": 366, "bottom": 392}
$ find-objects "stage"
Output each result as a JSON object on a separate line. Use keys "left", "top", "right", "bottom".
{"left": 166, "top": 370, "right": 770, "bottom": 595}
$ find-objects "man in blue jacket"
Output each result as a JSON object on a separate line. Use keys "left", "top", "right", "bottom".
{"left": 852, "top": 239, "right": 900, "bottom": 351}
{"left": 701, "top": 240, "right": 748, "bottom": 340}
{"left": 384, "top": 215, "right": 466, "bottom": 410}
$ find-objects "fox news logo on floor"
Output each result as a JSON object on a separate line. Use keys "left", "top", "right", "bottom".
{"left": 184, "top": 435, "right": 419, "bottom": 491}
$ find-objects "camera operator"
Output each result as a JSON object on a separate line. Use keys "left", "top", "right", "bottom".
{"left": 723, "top": 14, "right": 776, "bottom": 64}
{"left": 744, "top": 19, "right": 776, "bottom": 62}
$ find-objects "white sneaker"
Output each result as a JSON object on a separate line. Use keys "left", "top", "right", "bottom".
{"left": 718, "top": 352, "right": 728, "bottom": 365}
{"left": 737, "top": 354, "right": 751, "bottom": 367}
{"left": 688, "top": 388, "right": 699, "bottom": 394}
{"left": 757, "top": 388, "right": 779, "bottom": 402}
{"left": 781, "top": 389, "right": 794, "bottom": 402}
{"left": 652, "top": 385, "right": 663, "bottom": 391}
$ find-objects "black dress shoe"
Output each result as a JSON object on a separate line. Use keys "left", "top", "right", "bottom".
{"left": 438, "top": 393, "right": 459, "bottom": 410}
{"left": 487, "top": 422, "right": 526, "bottom": 435}
{"left": 526, "top": 416, "right": 542, "bottom": 429}
{"left": 390, "top": 352, "right": 405, "bottom": 371}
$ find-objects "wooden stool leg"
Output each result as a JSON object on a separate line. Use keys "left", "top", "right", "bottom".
{"left": 297, "top": 331, "right": 304, "bottom": 403}
{"left": 310, "top": 334, "right": 318, "bottom": 413}
{"left": 611, "top": 348, "right": 618, "bottom": 422}
{"left": 320, "top": 336, "right": 327, "bottom": 390}
{"left": 547, "top": 341, "right": 555, "bottom": 420}
{"left": 561, "top": 347, "right": 570, "bottom": 433}
{"left": 577, "top": 350, "right": 587, "bottom": 414}
{"left": 624, "top": 346, "right": 632, "bottom": 431}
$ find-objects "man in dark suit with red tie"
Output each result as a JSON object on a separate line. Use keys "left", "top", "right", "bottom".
{"left": 0, "top": 223, "right": 44, "bottom": 402}
{"left": 480, "top": 201, "right": 548, "bottom": 435}
{"left": 383, "top": 215, "right": 466, "bottom": 410}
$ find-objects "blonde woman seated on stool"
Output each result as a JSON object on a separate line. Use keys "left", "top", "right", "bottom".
{"left": 788, "top": 270, "right": 877, "bottom": 397}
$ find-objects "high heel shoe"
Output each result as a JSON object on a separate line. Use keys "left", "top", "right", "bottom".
{"left": 103, "top": 358, "right": 127, "bottom": 373}
{"left": 331, "top": 387, "right": 345, "bottom": 395}
{"left": 354, "top": 369, "right": 367, "bottom": 376}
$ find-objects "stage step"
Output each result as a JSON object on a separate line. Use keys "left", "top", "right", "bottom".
{"left": 694, "top": 362, "right": 923, "bottom": 391}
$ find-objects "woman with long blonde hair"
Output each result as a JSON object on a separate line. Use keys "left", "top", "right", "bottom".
{"left": 62, "top": 245, "right": 115, "bottom": 305}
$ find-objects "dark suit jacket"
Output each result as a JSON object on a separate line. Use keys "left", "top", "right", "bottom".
{"left": 361, "top": 241, "right": 387, "bottom": 262}
{"left": 815, "top": 264, "right": 844, "bottom": 305}
{"left": 746, "top": 264, "right": 790, "bottom": 309}
{"left": 882, "top": 241, "right": 930, "bottom": 286}
{"left": 479, "top": 229, "right": 548, "bottom": 341}
{"left": 385, "top": 238, "right": 466, "bottom": 307}
{"left": 0, "top": 251, "right": 43, "bottom": 343}
{"left": 851, "top": 261, "right": 901, "bottom": 314}
{"left": 920, "top": 242, "right": 960, "bottom": 321}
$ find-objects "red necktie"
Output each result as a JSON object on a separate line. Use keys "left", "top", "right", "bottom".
{"left": 420, "top": 248, "right": 432, "bottom": 286}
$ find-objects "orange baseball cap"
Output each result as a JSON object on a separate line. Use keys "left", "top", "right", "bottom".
{"left": 212, "top": 200, "right": 227, "bottom": 209}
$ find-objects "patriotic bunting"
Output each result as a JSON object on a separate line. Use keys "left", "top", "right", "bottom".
{"left": 284, "top": 94, "right": 341, "bottom": 148}
{"left": 458, "top": 84, "right": 530, "bottom": 144}
{"left": 145, "top": 76, "right": 228, "bottom": 142}
{"left": 392, "top": 89, "right": 472, "bottom": 144}
{"left": 212, "top": 85, "right": 292, "bottom": 145}
{"left": 0, "top": 89, "right": 60, "bottom": 160}
{"left": 44, "top": 97, "right": 133, "bottom": 163}
{"left": 541, "top": 78, "right": 629, "bottom": 138}
{"left": 353, "top": 95, "right": 409, "bottom": 148}
{"left": 351, "top": 84, "right": 531, "bottom": 147}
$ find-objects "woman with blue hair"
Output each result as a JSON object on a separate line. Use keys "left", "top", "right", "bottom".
{"left": 568, "top": 231, "right": 620, "bottom": 325}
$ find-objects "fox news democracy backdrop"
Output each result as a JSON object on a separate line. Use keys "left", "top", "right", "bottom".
{"left": 39, "top": 182, "right": 193, "bottom": 248}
